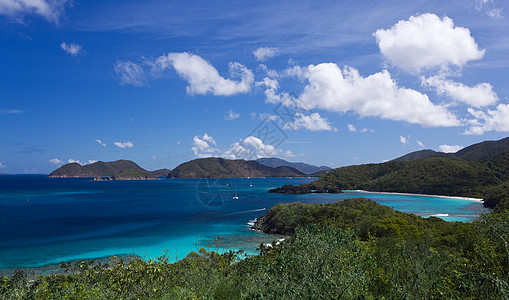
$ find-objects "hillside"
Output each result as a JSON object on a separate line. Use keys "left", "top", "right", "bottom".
{"left": 271, "top": 143, "right": 509, "bottom": 210}
{"left": 391, "top": 136, "right": 509, "bottom": 163}
{"left": 112, "top": 169, "right": 157, "bottom": 180}
{"left": 151, "top": 168, "right": 172, "bottom": 177}
{"left": 391, "top": 149, "right": 454, "bottom": 162}
{"left": 456, "top": 136, "right": 509, "bottom": 161}
{"left": 167, "top": 157, "right": 305, "bottom": 178}
{"left": 49, "top": 160, "right": 147, "bottom": 178}
{"left": 255, "top": 158, "right": 330, "bottom": 175}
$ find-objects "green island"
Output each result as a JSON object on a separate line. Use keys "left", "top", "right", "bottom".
{"left": 2, "top": 198, "right": 507, "bottom": 299}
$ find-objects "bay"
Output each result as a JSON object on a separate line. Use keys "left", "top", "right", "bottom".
{"left": 0, "top": 175, "right": 486, "bottom": 271}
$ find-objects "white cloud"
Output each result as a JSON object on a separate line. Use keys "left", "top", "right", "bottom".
{"left": 114, "top": 141, "right": 134, "bottom": 148}
{"left": 49, "top": 158, "right": 63, "bottom": 165}
{"left": 87, "top": 160, "right": 98, "bottom": 165}
{"left": 285, "top": 63, "right": 461, "bottom": 128}
{"left": 360, "top": 128, "right": 374, "bottom": 133}
{"left": 224, "top": 136, "right": 276, "bottom": 159}
{"left": 0, "top": 162, "right": 6, "bottom": 168}
{"left": 152, "top": 155, "right": 157, "bottom": 161}
{"left": 224, "top": 109, "right": 240, "bottom": 121}
{"left": 347, "top": 124, "right": 356, "bottom": 132}
{"left": 68, "top": 158, "right": 82, "bottom": 165}
{"left": 476, "top": 0, "right": 504, "bottom": 19}
{"left": 253, "top": 47, "right": 278, "bottom": 61}
{"left": 439, "top": 144, "right": 463, "bottom": 153}
{"left": 114, "top": 61, "right": 146, "bottom": 86}
{"left": 284, "top": 112, "right": 336, "bottom": 132}
{"left": 191, "top": 133, "right": 218, "bottom": 158}
{"left": 417, "top": 140, "right": 425, "bottom": 147}
{"left": 400, "top": 136, "right": 409, "bottom": 144}
{"left": 0, "top": 0, "right": 69, "bottom": 23}
{"left": 95, "top": 139, "right": 107, "bottom": 147}
{"left": 0, "top": 109, "right": 24, "bottom": 114}
{"left": 60, "top": 42, "right": 83, "bottom": 56}
{"left": 465, "top": 104, "right": 509, "bottom": 134}
{"left": 283, "top": 150, "right": 297, "bottom": 158}
{"left": 155, "top": 52, "right": 254, "bottom": 96}
{"left": 422, "top": 76, "right": 498, "bottom": 108}
{"left": 375, "top": 13, "right": 485, "bottom": 70}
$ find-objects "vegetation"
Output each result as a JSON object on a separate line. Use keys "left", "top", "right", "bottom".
{"left": 272, "top": 150, "right": 509, "bottom": 210}
{"left": 167, "top": 157, "right": 305, "bottom": 178}
{"left": 151, "top": 169, "right": 172, "bottom": 177}
{"left": 49, "top": 160, "right": 146, "bottom": 178}
{"left": 255, "top": 157, "right": 330, "bottom": 175}
{"left": 2, "top": 198, "right": 508, "bottom": 299}
{"left": 112, "top": 169, "right": 157, "bottom": 180}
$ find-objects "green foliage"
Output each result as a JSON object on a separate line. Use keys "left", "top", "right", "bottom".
{"left": 2, "top": 198, "right": 508, "bottom": 299}
{"left": 167, "top": 157, "right": 305, "bottom": 178}
{"left": 273, "top": 149, "right": 509, "bottom": 210}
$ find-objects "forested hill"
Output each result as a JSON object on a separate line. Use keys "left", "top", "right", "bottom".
{"left": 49, "top": 160, "right": 146, "bottom": 178}
{"left": 167, "top": 157, "right": 305, "bottom": 178}
{"left": 392, "top": 136, "right": 509, "bottom": 162}
{"left": 271, "top": 142, "right": 509, "bottom": 210}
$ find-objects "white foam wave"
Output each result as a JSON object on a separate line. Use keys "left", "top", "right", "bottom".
{"left": 431, "top": 213, "right": 449, "bottom": 217}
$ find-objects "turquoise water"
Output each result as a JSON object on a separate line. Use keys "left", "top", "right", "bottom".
{"left": 0, "top": 175, "right": 487, "bottom": 270}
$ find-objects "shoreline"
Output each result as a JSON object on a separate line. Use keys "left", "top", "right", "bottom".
{"left": 345, "top": 190, "right": 484, "bottom": 202}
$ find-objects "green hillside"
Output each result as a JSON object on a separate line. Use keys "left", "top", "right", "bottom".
{"left": 271, "top": 150, "right": 509, "bottom": 210}
{"left": 167, "top": 157, "right": 305, "bottom": 178}
{"left": 49, "top": 160, "right": 147, "bottom": 178}
{"left": 112, "top": 169, "right": 157, "bottom": 180}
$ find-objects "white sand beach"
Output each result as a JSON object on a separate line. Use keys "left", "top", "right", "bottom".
{"left": 345, "top": 190, "right": 484, "bottom": 202}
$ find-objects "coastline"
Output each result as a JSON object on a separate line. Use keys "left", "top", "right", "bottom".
{"left": 345, "top": 190, "right": 484, "bottom": 202}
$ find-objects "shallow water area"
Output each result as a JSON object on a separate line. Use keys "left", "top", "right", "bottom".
{"left": 0, "top": 175, "right": 487, "bottom": 274}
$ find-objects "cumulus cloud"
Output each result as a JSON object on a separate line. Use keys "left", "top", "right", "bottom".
{"left": 60, "top": 42, "right": 83, "bottom": 56}
{"left": 49, "top": 158, "right": 63, "bottom": 165}
{"left": 400, "top": 136, "right": 409, "bottom": 144}
{"left": 0, "top": 162, "right": 6, "bottom": 168}
{"left": 422, "top": 76, "right": 498, "bottom": 108}
{"left": 417, "top": 140, "right": 425, "bottom": 147}
{"left": 360, "top": 128, "right": 374, "bottom": 133}
{"left": 114, "top": 141, "right": 134, "bottom": 148}
{"left": 375, "top": 13, "right": 485, "bottom": 70}
{"left": 224, "top": 136, "right": 276, "bottom": 159}
{"left": 87, "top": 160, "right": 98, "bottom": 165}
{"left": 253, "top": 47, "right": 278, "bottom": 61}
{"left": 95, "top": 139, "right": 107, "bottom": 147}
{"left": 283, "top": 112, "right": 336, "bottom": 132}
{"left": 224, "top": 109, "right": 240, "bottom": 121}
{"left": 439, "top": 144, "right": 463, "bottom": 153}
{"left": 155, "top": 52, "right": 254, "bottom": 96}
{"left": 347, "top": 124, "right": 356, "bottom": 132}
{"left": 465, "top": 104, "right": 509, "bottom": 134}
{"left": 114, "top": 61, "right": 146, "bottom": 86}
{"left": 284, "top": 63, "right": 461, "bottom": 127}
{"left": 191, "top": 133, "right": 218, "bottom": 158}
{"left": 0, "top": 0, "right": 69, "bottom": 23}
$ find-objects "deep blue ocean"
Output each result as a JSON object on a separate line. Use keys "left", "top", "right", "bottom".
{"left": 0, "top": 175, "right": 487, "bottom": 271}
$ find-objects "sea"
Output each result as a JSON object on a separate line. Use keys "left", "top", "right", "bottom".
{"left": 0, "top": 175, "right": 487, "bottom": 274}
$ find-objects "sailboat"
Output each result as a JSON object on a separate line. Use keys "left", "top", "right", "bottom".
{"left": 233, "top": 188, "right": 239, "bottom": 200}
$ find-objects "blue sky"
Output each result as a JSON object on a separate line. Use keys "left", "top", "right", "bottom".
{"left": 1, "top": 0, "right": 509, "bottom": 174}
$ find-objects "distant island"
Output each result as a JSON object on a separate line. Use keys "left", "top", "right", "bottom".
{"left": 270, "top": 137, "right": 509, "bottom": 210}
{"left": 50, "top": 160, "right": 161, "bottom": 180}
{"left": 167, "top": 157, "right": 305, "bottom": 178}
{"left": 49, "top": 157, "right": 325, "bottom": 179}
{"left": 255, "top": 158, "right": 330, "bottom": 175}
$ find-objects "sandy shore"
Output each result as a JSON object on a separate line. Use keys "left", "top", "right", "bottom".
{"left": 345, "top": 190, "right": 484, "bottom": 202}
